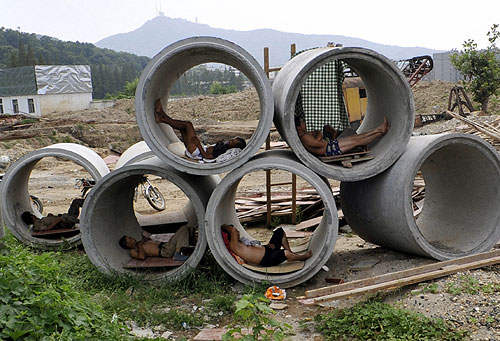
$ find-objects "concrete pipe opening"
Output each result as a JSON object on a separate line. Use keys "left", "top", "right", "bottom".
{"left": 80, "top": 157, "right": 219, "bottom": 282}
{"left": 205, "top": 150, "right": 338, "bottom": 288}
{"left": 0, "top": 143, "right": 109, "bottom": 249}
{"left": 340, "top": 134, "right": 500, "bottom": 260}
{"left": 273, "top": 47, "right": 414, "bottom": 181}
{"left": 136, "top": 36, "right": 273, "bottom": 176}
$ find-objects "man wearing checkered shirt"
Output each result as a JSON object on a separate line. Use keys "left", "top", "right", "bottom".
{"left": 294, "top": 43, "right": 350, "bottom": 133}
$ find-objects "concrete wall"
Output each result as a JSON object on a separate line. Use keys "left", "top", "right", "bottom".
{"left": 0, "top": 95, "right": 41, "bottom": 117}
{"left": 38, "top": 92, "right": 92, "bottom": 113}
{"left": 90, "top": 100, "right": 115, "bottom": 110}
{"left": 428, "top": 52, "right": 463, "bottom": 82}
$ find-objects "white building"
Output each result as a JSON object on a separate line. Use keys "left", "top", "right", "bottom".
{"left": 0, "top": 65, "right": 93, "bottom": 117}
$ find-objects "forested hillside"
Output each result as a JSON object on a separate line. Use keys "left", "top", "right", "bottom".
{"left": 0, "top": 27, "right": 150, "bottom": 99}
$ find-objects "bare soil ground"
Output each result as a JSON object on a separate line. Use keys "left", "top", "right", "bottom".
{"left": 1, "top": 81, "right": 500, "bottom": 340}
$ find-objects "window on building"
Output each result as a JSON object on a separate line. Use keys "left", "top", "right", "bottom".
{"left": 0, "top": 99, "right": 3, "bottom": 114}
{"left": 12, "top": 99, "right": 19, "bottom": 114}
{"left": 28, "top": 98, "right": 35, "bottom": 113}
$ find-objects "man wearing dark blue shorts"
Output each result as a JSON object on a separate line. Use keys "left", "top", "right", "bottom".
{"left": 295, "top": 116, "right": 390, "bottom": 157}
{"left": 221, "top": 224, "right": 312, "bottom": 267}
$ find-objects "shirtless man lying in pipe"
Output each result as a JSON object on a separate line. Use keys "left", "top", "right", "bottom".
{"left": 154, "top": 99, "right": 246, "bottom": 160}
{"left": 222, "top": 224, "right": 312, "bottom": 267}
{"left": 296, "top": 116, "right": 390, "bottom": 157}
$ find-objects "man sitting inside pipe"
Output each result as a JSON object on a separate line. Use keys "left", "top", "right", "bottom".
{"left": 119, "top": 225, "right": 195, "bottom": 261}
{"left": 295, "top": 115, "right": 390, "bottom": 157}
{"left": 154, "top": 99, "right": 246, "bottom": 161}
{"left": 21, "top": 198, "right": 84, "bottom": 232}
{"left": 221, "top": 224, "right": 312, "bottom": 267}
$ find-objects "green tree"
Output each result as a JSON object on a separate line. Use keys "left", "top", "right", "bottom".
{"left": 450, "top": 24, "right": 500, "bottom": 113}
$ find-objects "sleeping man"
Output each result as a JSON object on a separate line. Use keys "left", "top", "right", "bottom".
{"left": 221, "top": 224, "right": 312, "bottom": 267}
{"left": 154, "top": 99, "right": 246, "bottom": 161}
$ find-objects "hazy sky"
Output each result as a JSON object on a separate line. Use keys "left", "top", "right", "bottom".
{"left": 1, "top": 0, "right": 499, "bottom": 51}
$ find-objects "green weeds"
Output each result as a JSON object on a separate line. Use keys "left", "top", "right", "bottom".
{"left": 446, "top": 273, "right": 500, "bottom": 295}
{"left": 223, "top": 294, "right": 292, "bottom": 340}
{"left": 314, "top": 300, "right": 468, "bottom": 340}
{"left": 0, "top": 234, "right": 127, "bottom": 340}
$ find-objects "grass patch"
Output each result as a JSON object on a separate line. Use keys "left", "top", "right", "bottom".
{"left": 446, "top": 273, "right": 500, "bottom": 295}
{"left": 314, "top": 300, "right": 468, "bottom": 340}
{"left": 0, "top": 234, "right": 127, "bottom": 340}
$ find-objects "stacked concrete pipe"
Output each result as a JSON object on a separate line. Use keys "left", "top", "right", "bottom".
{"left": 0, "top": 143, "right": 109, "bottom": 249}
{"left": 273, "top": 47, "right": 414, "bottom": 181}
{"left": 340, "top": 134, "right": 500, "bottom": 260}
{"left": 80, "top": 156, "right": 219, "bottom": 282}
{"left": 135, "top": 36, "right": 274, "bottom": 176}
{"left": 115, "top": 141, "right": 155, "bottom": 169}
{"left": 205, "top": 150, "right": 337, "bottom": 288}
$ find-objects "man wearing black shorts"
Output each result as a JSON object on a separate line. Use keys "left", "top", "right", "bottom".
{"left": 221, "top": 224, "right": 312, "bottom": 267}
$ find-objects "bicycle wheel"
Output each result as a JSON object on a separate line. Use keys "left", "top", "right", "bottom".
{"left": 30, "top": 195, "right": 43, "bottom": 214}
{"left": 145, "top": 186, "right": 165, "bottom": 211}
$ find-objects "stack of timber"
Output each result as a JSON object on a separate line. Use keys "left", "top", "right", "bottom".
{"left": 412, "top": 172, "right": 425, "bottom": 218}
{"left": 236, "top": 187, "right": 325, "bottom": 224}
{"left": 446, "top": 111, "right": 500, "bottom": 151}
{"left": 0, "top": 115, "right": 38, "bottom": 140}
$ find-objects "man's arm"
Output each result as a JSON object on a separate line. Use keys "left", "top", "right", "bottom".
{"left": 130, "top": 245, "right": 146, "bottom": 260}
{"left": 46, "top": 217, "right": 63, "bottom": 230}
{"left": 190, "top": 136, "right": 214, "bottom": 159}
{"left": 301, "top": 134, "right": 326, "bottom": 148}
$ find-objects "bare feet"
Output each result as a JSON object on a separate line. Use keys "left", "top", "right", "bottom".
{"left": 380, "top": 116, "right": 390, "bottom": 135}
{"left": 154, "top": 99, "right": 166, "bottom": 123}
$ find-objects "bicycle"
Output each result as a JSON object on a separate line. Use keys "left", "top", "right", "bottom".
{"left": 0, "top": 173, "right": 43, "bottom": 214}
{"left": 75, "top": 178, "right": 96, "bottom": 198}
{"left": 76, "top": 176, "right": 165, "bottom": 211}
{"left": 134, "top": 176, "right": 165, "bottom": 211}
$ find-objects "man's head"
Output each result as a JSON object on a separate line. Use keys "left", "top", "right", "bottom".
{"left": 229, "top": 137, "right": 246, "bottom": 149}
{"left": 295, "top": 116, "right": 307, "bottom": 134}
{"left": 221, "top": 224, "right": 240, "bottom": 239}
{"left": 118, "top": 235, "right": 136, "bottom": 249}
{"left": 21, "top": 211, "right": 35, "bottom": 225}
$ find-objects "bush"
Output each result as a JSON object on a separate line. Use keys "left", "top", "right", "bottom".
{"left": 210, "top": 81, "right": 237, "bottom": 95}
{"left": 314, "top": 300, "right": 468, "bottom": 340}
{"left": 0, "top": 236, "right": 128, "bottom": 340}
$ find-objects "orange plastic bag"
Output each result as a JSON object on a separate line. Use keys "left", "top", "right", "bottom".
{"left": 265, "top": 286, "right": 286, "bottom": 300}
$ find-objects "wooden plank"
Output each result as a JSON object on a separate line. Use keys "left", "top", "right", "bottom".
{"left": 304, "top": 249, "right": 500, "bottom": 300}
{"left": 283, "top": 229, "right": 313, "bottom": 238}
{"left": 300, "top": 254, "right": 500, "bottom": 305}
{"left": 319, "top": 150, "right": 368, "bottom": 162}
{"left": 242, "top": 260, "right": 305, "bottom": 273}
{"left": 123, "top": 257, "right": 184, "bottom": 268}
{"left": 32, "top": 228, "right": 79, "bottom": 236}
{"left": 341, "top": 155, "right": 374, "bottom": 168}
{"left": 294, "top": 216, "right": 322, "bottom": 231}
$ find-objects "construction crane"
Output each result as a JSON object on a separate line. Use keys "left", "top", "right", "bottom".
{"left": 395, "top": 55, "right": 434, "bottom": 87}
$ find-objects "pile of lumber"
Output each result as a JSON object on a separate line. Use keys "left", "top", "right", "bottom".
{"left": 412, "top": 172, "right": 425, "bottom": 218}
{"left": 446, "top": 110, "right": 500, "bottom": 151}
{"left": 236, "top": 187, "right": 326, "bottom": 224}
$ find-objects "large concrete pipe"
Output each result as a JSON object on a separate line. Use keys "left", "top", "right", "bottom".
{"left": 135, "top": 36, "right": 273, "bottom": 176}
{"left": 205, "top": 150, "right": 338, "bottom": 288}
{"left": 340, "top": 133, "right": 500, "bottom": 260}
{"left": 273, "top": 47, "right": 414, "bottom": 181}
{"left": 0, "top": 143, "right": 109, "bottom": 249}
{"left": 115, "top": 141, "right": 155, "bottom": 169}
{"left": 80, "top": 156, "right": 219, "bottom": 282}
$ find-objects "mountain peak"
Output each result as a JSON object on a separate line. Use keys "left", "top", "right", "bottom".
{"left": 96, "top": 16, "right": 442, "bottom": 65}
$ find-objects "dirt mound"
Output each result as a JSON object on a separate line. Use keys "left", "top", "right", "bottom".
{"left": 1, "top": 81, "right": 498, "bottom": 164}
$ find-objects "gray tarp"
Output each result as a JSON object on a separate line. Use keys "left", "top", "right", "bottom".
{"left": 0, "top": 66, "right": 37, "bottom": 97}
{"left": 35, "top": 65, "right": 92, "bottom": 94}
